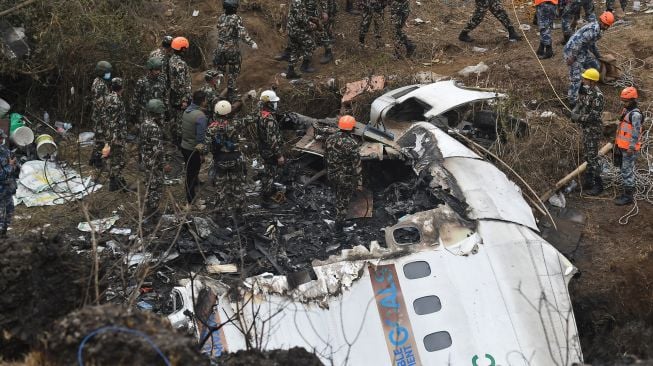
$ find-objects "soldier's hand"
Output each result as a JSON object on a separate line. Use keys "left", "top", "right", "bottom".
{"left": 566, "top": 57, "right": 574, "bottom": 66}
{"left": 251, "top": 42, "right": 258, "bottom": 50}
{"left": 181, "top": 101, "right": 188, "bottom": 109}
{"left": 277, "top": 156, "right": 285, "bottom": 166}
{"left": 322, "top": 12, "right": 329, "bottom": 22}
{"left": 164, "top": 164, "right": 172, "bottom": 173}
{"left": 309, "top": 21, "right": 317, "bottom": 30}
{"left": 356, "top": 185, "right": 363, "bottom": 192}
{"left": 9, "top": 157, "right": 16, "bottom": 167}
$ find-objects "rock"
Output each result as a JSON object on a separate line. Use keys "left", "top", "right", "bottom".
{"left": 458, "top": 62, "right": 489, "bottom": 77}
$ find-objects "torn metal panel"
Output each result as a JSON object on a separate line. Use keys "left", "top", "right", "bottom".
{"left": 370, "top": 80, "right": 506, "bottom": 126}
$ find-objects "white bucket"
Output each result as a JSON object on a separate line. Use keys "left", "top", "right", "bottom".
{"left": 0, "top": 98, "right": 9, "bottom": 118}
{"left": 36, "top": 134, "right": 57, "bottom": 160}
{"left": 10, "top": 125, "right": 35, "bottom": 147}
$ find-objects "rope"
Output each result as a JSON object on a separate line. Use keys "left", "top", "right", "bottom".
{"left": 510, "top": 0, "right": 573, "bottom": 112}
{"left": 77, "top": 326, "right": 171, "bottom": 366}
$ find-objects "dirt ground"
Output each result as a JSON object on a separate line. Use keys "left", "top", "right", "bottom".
{"left": 2, "top": 0, "right": 653, "bottom": 364}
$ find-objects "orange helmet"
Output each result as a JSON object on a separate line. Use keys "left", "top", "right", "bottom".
{"left": 171, "top": 37, "right": 189, "bottom": 51}
{"left": 599, "top": 11, "right": 615, "bottom": 26}
{"left": 620, "top": 86, "right": 638, "bottom": 100}
{"left": 338, "top": 115, "right": 356, "bottom": 131}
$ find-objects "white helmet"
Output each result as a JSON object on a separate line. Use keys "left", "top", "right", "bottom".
{"left": 215, "top": 100, "right": 232, "bottom": 116}
{"left": 260, "top": 90, "right": 280, "bottom": 103}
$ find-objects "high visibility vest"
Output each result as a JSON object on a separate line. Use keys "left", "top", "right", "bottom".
{"left": 615, "top": 107, "right": 643, "bottom": 151}
{"left": 535, "top": 0, "right": 558, "bottom": 6}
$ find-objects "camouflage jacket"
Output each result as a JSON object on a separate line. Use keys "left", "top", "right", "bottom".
{"left": 563, "top": 21, "right": 602, "bottom": 61}
{"left": 256, "top": 109, "right": 282, "bottom": 159}
{"left": 288, "top": 0, "right": 312, "bottom": 35}
{"left": 322, "top": 0, "right": 338, "bottom": 16}
{"left": 150, "top": 48, "right": 171, "bottom": 88}
{"left": 325, "top": 131, "right": 362, "bottom": 186}
{"left": 140, "top": 115, "right": 167, "bottom": 165}
{"left": 575, "top": 85, "right": 604, "bottom": 125}
{"left": 200, "top": 82, "right": 220, "bottom": 116}
{"left": 90, "top": 77, "right": 109, "bottom": 123}
{"left": 100, "top": 92, "right": 127, "bottom": 143}
{"left": 168, "top": 54, "right": 192, "bottom": 108}
{"left": 0, "top": 143, "right": 17, "bottom": 195}
{"left": 133, "top": 73, "right": 168, "bottom": 121}
{"left": 204, "top": 116, "right": 243, "bottom": 155}
{"left": 216, "top": 14, "right": 255, "bottom": 51}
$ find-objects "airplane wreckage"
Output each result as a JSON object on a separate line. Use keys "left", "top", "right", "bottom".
{"left": 160, "top": 81, "right": 582, "bottom": 365}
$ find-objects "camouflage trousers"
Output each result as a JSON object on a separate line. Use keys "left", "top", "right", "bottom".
{"left": 582, "top": 124, "right": 601, "bottom": 179}
{"left": 561, "top": 0, "right": 596, "bottom": 37}
{"left": 215, "top": 160, "right": 246, "bottom": 215}
{"left": 390, "top": 0, "right": 411, "bottom": 53}
{"left": 261, "top": 156, "right": 279, "bottom": 197}
{"left": 537, "top": 2, "right": 557, "bottom": 46}
{"left": 288, "top": 31, "right": 316, "bottom": 68}
{"left": 619, "top": 149, "right": 637, "bottom": 188}
{"left": 568, "top": 55, "right": 600, "bottom": 105}
{"left": 0, "top": 193, "right": 14, "bottom": 230}
{"left": 333, "top": 182, "right": 355, "bottom": 223}
{"left": 359, "top": 4, "right": 385, "bottom": 42}
{"left": 142, "top": 154, "right": 164, "bottom": 212}
{"left": 462, "top": 0, "right": 513, "bottom": 33}
{"left": 213, "top": 49, "right": 241, "bottom": 95}
{"left": 320, "top": 19, "right": 336, "bottom": 50}
{"left": 170, "top": 108, "right": 184, "bottom": 147}
{"left": 606, "top": 0, "right": 627, "bottom": 11}
{"left": 109, "top": 143, "right": 126, "bottom": 179}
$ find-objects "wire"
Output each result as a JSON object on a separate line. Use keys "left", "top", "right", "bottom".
{"left": 77, "top": 325, "right": 171, "bottom": 366}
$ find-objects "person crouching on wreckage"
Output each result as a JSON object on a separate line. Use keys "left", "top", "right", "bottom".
{"left": 325, "top": 115, "right": 362, "bottom": 235}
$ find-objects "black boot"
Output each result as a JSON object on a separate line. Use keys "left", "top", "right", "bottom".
{"left": 458, "top": 31, "right": 473, "bottom": 43}
{"left": 274, "top": 48, "right": 290, "bottom": 61}
{"left": 109, "top": 177, "right": 121, "bottom": 192}
{"left": 286, "top": 65, "right": 301, "bottom": 79}
{"left": 536, "top": 42, "right": 544, "bottom": 57}
{"left": 539, "top": 45, "right": 553, "bottom": 59}
{"left": 406, "top": 42, "right": 416, "bottom": 58}
{"left": 319, "top": 48, "right": 333, "bottom": 64}
{"left": 300, "top": 58, "right": 316, "bottom": 73}
{"left": 507, "top": 26, "right": 522, "bottom": 41}
{"left": 614, "top": 187, "right": 635, "bottom": 205}
{"left": 581, "top": 171, "right": 593, "bottom": 190}
{"left": 560, "top": 34, "right": 571, "bottom": 45}
{"left": 586, "top": 176, "right": 604, "bottom": 196}
{"left": 0, "top": 227, "right": 6, "bottom": 239}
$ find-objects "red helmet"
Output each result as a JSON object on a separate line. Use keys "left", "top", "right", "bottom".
{"left": 171, "top": 37, "right": 189, "bottom": 51}
{"left": 620, "top": 87, "right": 638, "bottom": 100}
{"left": 338, "top": 115, "right": 356, "bottom": 131}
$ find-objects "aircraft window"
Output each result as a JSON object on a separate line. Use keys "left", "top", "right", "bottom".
{"left": 393, "top": 226, "right": 421, "bottom": 245}
{"left": 403, "top": 261, "right": 431, "bottom": 279}
{"left": 423, "top": 331, "right": 452, "bottom": 352}
{"left": 413, "top": 295, "right": 442, "bottom": 315}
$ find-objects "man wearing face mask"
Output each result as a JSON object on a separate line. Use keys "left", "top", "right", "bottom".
{"left": 569, "top": 68, "right": 604, "bottom": 196}
{"left": 256, "top": 90, "right": 285, "bottom": 207}
{"left": 89, "top": 60, "right": 112, "bottom": 169}
{"left": 0, "top": 129, "right": 18, "bottom": 238}
{"left": 613, "top": 87, "right": 643, "bottom": 206}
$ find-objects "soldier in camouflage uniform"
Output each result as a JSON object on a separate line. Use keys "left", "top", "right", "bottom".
{"left": 318, "top": 0, "right": 337, "bottom": 64}
{"left": 563, "top": 12, "right": 613, "bottom": 106}
{"left": 150, "top": 36, "right": 173, "bottom": 94}
{"left": 140, "top": 99, "right": 168, "bottom": 214}
{"left": 359, "top": 0, "right": 386, "bottom": 48}
{"left": 325, "top": 115, "right": 362, "bottom": 232}
{"left": 0, "top": 129, "right": 18, "bottom": 238}
{"left": 255, "top": 90, "right": 285, "bottom": 206}
{"left": 390, "top": 0, "right": 416, "bottom": 59}
{"left": 215, "top": 0, "right": 258, "bottom": 102}
{"left": 89, "top": 61, "right": 112, "bottom": 169}
{"left": 535, "top": 0, "right": 557, "bottom": 59}
{"left": 132, "top": 57, "right": 167, "bottom": 126}
{"left": 200, "top": 70, "right": 221, "bottom": 117}
{"left": 458, "top": 0, "right": 522, "bottom": 43}
{"left": 168, "top": 37, "right": 192, "bottom": 147}
{"left": 284, "top": 0, "right": 318, "bottom": 79}
{"left": 101, "top": 78, "right": 129, "bottom": 192}
{"left": 560, "top": 0, "right": 596, "bottom": 44}
{"left": 570, "top": 68, "right": 604, "bottom": 196}
{"left": 203, "top": 100, "right": 247, "bottom": 219}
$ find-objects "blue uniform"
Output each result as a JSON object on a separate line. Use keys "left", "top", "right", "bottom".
{"left": 563, "top": 21, "right": 602, "bottom": 105}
